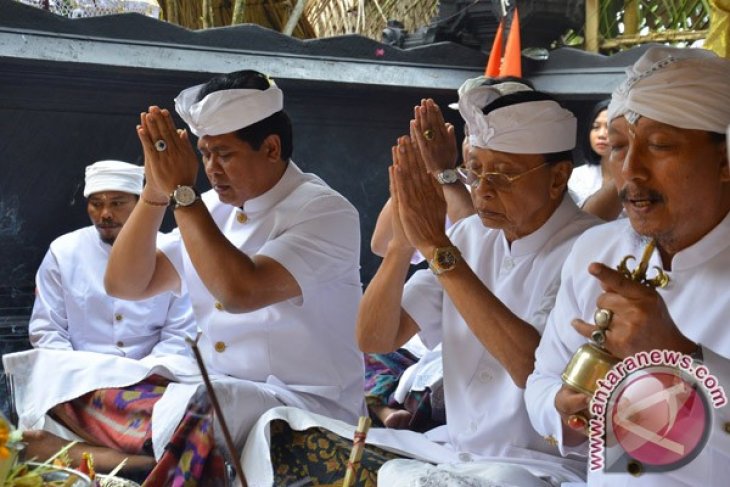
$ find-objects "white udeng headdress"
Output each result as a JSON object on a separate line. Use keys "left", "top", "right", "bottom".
{"left": 608, "top": 46, "right": 730, "bottom": 133}
{"left": 458, "top": 80, "right": 576, "bottom": 154}
{"left": 175, "top": 78, "right": 284, "bottom": 137}
{"left": 84, "top": 160, "right": 144, "bottom": 197}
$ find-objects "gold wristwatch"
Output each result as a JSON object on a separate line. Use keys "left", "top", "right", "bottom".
{"left": 428, "top": 246, "right": 462, "bottom": 275}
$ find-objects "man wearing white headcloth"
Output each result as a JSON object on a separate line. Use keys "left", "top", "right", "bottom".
{"left": 29, "top": 159, "right": 195, "bottom": 357}
{"left": 232, "top": 79, "right": 598, "bottom": 486}
{"left": 4, "top": 159, "right": 197, "bottom": 474}
{"left": 103, "top": 70, "right": 365, "bottom": 467}
{"left": 525, "top": 46, "right": 730, "bottom": 486}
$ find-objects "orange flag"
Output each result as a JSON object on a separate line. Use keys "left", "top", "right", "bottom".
{"left": 500, "top": 7, "right": 522, "bottom": 77}
{"left": 485, "top": 17, "right": 505, "bottom": 76}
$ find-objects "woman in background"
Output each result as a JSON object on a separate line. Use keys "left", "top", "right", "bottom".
{"left": 569, "top": 99, "right": 623, "bottom": 221}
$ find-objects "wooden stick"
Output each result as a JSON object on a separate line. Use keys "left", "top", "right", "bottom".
{"left": 342, "top": 416, "right": 372, "bottom": 487}
{"left": 283, "top": 0, "right": 307, "bottom": 35}
{"left": 186, "top": 333, "right": 247, "bottom": 487}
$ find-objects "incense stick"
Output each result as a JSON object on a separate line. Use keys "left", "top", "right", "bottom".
{"left": 186, "top": 333, "right": 247, "bottom": 487}
{"left": 342, "top": 416, "right": 372, "bottom": 487}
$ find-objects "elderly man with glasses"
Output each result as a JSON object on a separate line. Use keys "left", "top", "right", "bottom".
{"left": 351, "top": 79, "right": 601, "bottom": 485}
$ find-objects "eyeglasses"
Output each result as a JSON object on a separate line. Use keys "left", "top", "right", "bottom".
{"left": 456, "top": 162, "right": 549, "bottom": 190}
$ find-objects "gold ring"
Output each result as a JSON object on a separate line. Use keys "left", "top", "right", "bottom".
{"left": 594, "top": 308, "right": 613, "bottom": 329}
{"left": 422, "top": 129, "right": 434, "bottom": 141}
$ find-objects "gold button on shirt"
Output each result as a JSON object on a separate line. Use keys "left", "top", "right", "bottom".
{"left": 724, "top": 422, "right": 730, "bottom": 434}
{"left": 544, "top": 435, "right": 558, "bottom": 447}
{"left": 214, "top": 341, "right": 226, "bottom": 353}
{"left": 237, "top": 212, "right": 248, "bottom": 224}
{"left": 214, "top": 302, "right": 224, "bottom": 311}
{"left": 114, "top": 313, "right": 123, "bottom": 321}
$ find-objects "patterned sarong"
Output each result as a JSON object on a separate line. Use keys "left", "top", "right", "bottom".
{"left": 269, "top": 419, "right": 404, "bottom": 486}
{"left": 364, "top": 350, "right": 442, "bottom": 433}
{"left": 57, "top": 377, "right": 226, "bottom": 486}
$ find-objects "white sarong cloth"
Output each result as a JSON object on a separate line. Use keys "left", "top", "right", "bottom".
{"left": 3, "top": 349, "right": 337, "bottom": 460}
{"left": 240, "top": 407, "right": 587, "bottom": 487}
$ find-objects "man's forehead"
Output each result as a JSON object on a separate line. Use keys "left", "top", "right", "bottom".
{"left": 88, "top": 191, "right": 135, "bottom": 200}
{"left": 468, "top": 147, "right": 540, "bottom": 166}
{"left": 609, "top": 116, "right": 684, "bottom": 135}
{"left": 197, "top": 134, "right": 236, "bottom": 151}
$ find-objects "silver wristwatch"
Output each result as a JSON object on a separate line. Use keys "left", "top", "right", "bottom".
{"left": 435, "top": 169, "right": 458, "bottom": 185}
{"left": 170, "top": 185, "right": 200, "bottom": 210}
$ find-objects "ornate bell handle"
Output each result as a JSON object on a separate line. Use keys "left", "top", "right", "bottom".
{"left": 617, "top": 239, "right": 670, "bottom": 289}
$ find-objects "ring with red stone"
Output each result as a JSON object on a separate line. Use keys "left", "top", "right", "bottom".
{"left": 567, "top": 413, "right": 588, "bottom": 431}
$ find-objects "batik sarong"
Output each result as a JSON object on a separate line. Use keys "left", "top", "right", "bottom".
{"left": 56, "top": 377, "right": 226, "bottom": 486}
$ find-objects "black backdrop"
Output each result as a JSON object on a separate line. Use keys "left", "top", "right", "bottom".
{"left": 0, "top": 57, "right": 474, "bottom": 313}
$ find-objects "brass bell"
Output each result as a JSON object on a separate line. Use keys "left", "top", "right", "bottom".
{"left": 562, "top": 240, "right": 669, "bottom": 397}
{"left": 562, "top": 342, "right": 620, "bottom": 396}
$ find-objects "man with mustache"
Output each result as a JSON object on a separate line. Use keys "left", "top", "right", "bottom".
{"left": 525, "top": 46, "right": 730, "bottom": 485}
{"left": 29, "top": 159, "right": 195, "bottom": 359}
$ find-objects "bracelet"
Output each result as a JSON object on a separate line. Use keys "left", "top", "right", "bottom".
{"left": 141, "top": 196, "right": 169, "bottom": 207}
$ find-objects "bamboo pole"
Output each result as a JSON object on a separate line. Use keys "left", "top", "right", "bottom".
{"left": 342, "top": 416, "right": 372, "bottom": 487}
{"left": 232, "top": 0, "right": 246, "bottom": 25}
{"left": 601, "top": 29, "right": 708, "bottom": 49}
{"left": 585, "top": 0, "right": 600, "bottom": 52}
{"left": 165, "top": 0, "right": 178, "bottom": 24}
{"left": 623, "top": 0, "right": 640, "bottom": 36}
{"left": 202, "top": 0, "right": 210, "bottom": 28}
{"left": 209, "top": 0, "right": 221, "bottom": 26}
{"left": 283, "top": 0, "right": 307, "bottom": 35}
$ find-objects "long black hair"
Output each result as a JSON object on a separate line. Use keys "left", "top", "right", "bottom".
{"left": 581, "top": 99, "right": 610, "bottom": 166}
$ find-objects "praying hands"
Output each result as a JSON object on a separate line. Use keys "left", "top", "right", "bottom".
{"left": 136, "top": 106, "right": 199, "bottom": 202}
{"left": 389, "top": 135, "right": 450, "bottom": 258}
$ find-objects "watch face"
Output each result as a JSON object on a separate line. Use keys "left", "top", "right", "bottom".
{"left": 437, "top": 249, "right": 457, "bottom": 269}
{"left": 174, "top": 186, "right": 197, "bottom": 206}
{"left": 438, "top": 169, "right": 458, "bottom": 184}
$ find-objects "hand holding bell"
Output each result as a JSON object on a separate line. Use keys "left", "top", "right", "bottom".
{"left": 562, "top": 240, "right": 670, "bottom": 398}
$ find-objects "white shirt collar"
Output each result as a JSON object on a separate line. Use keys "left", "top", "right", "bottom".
{"left": 668, "top": 209, "right": 730, "bottom": 271}
{"left": 241, "top": 160, "right": 305, "bottom": 215}
{"left": 505, "top": 193, "right": 582, "bottom": 258}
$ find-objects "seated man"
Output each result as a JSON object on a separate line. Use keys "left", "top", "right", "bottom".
{"left": 104, "top": 70, "right": 363, "bottom": 473}
{"left": 29, "top": 159, "right": 195, "bottom": 359}
{"left": 359, "top": 79, "right": 600, "bottom": 485}
{"left": 525, "top": 46, "right": 730, "bottom": 485}
{"left": 7, "top": 71, "right": 364, "bottom": 483}
{"left": 11, "top": 159, "right": 196, "bottom": 476}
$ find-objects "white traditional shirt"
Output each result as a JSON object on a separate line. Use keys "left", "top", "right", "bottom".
{"left": 159, "top": 161, "right": 365, "bottom": 423}
{"left": 29, "top": 226, "right": 196, "bottom": 359}
{"left": 569, "top": 163, "right": 602, "bottom": 208}
{"left": 401, "top": 195, "right": 599, "bottom": 466}
{"left": 526, "top": 213, "right": 730, "bottom": 486}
